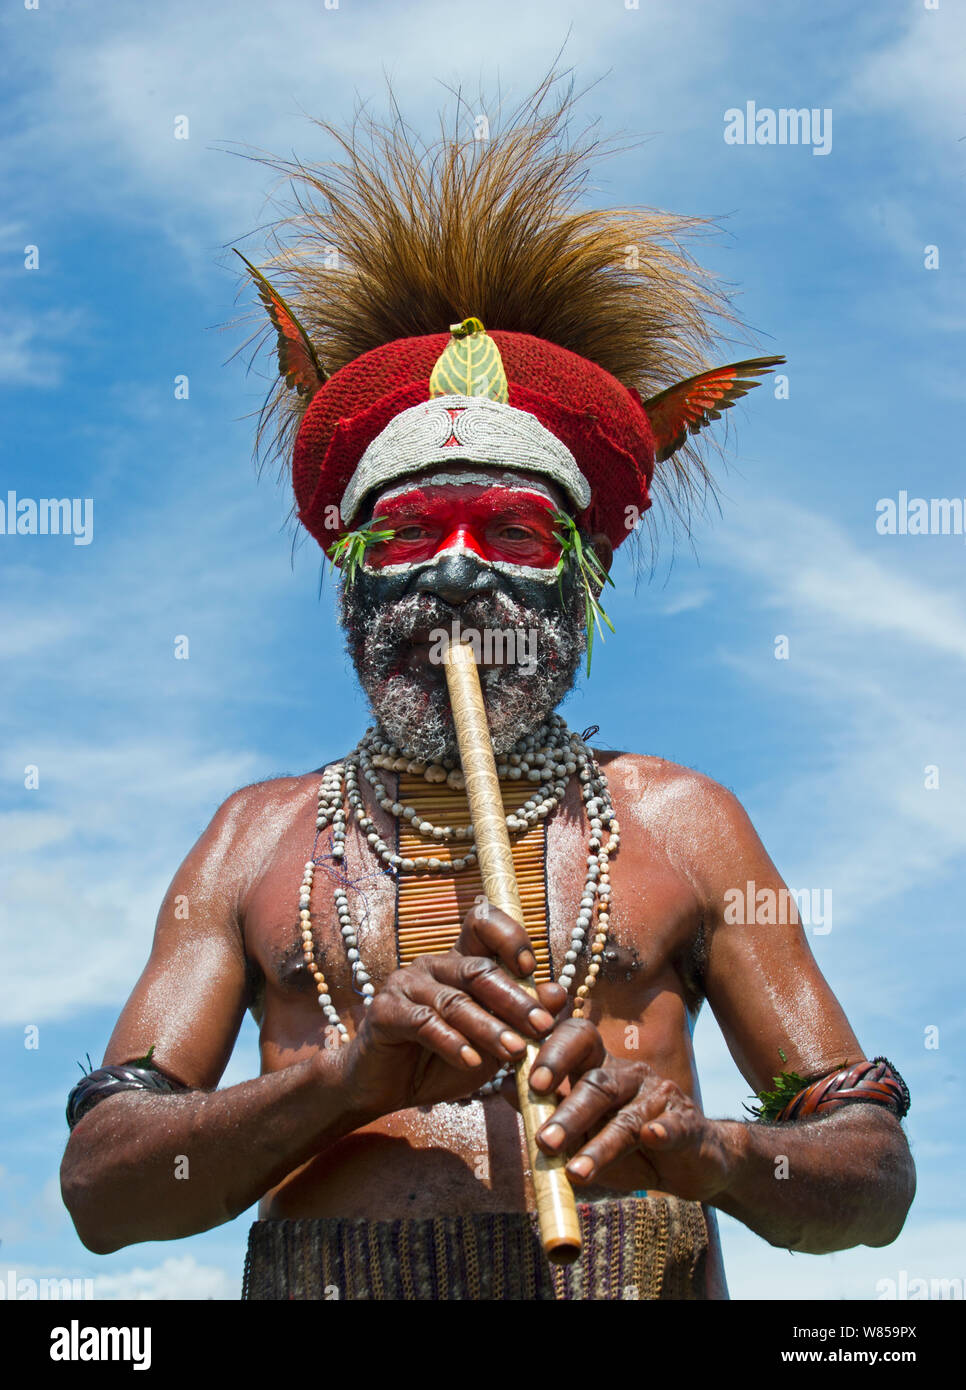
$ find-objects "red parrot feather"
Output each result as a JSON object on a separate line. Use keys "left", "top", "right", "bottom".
{"left": 643, "top": 356, "right": 785, "bottom": 462}
{"left": 235, "top": 250, "right": 328, "bottom": 398}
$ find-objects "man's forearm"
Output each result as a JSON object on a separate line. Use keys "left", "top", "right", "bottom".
{"left": 712, "top": 1106, "right": 915, "bottom": 1254}
{"left": 61, "top": 1053, "right": 374, "bottom": 1254}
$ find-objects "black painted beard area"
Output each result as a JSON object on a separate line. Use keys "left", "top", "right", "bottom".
{"left": 340, "top": 571, "right": 587, "bottom": 763}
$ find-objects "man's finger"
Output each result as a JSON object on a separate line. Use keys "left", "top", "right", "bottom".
{"left": 535, "top": 1065, "right": 640, "bottom": 1155}
{"left": 456, "top": 899, "right": 537, "bottom": 978}
{"left": 534, "top": 980, "right": 568, "bottom": 1017}
{"left": 528, "top": 1018, "right": 607, "bottom": 1094}
{"left": 410, "top": 953, "right": 555, "bottom": 1044}
{"left": 633, "top": 1107, "right": 697, "bottom": 1151}
{"left": 567, "top": 1098, "right": 704, "bottom": 1183}
{"left": 442, "top": 954, "right": 555, "bottom": 1034}
{"left": 564, "top": 1107, "right": 667, "bottom": 1183}
{"left": 366, "top": 992, "right": 494, "bottom": 1072}
{"left": 400, "top": 973, "right": 529, "bottom": 1065}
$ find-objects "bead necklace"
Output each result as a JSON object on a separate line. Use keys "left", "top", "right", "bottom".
{"left": 297, "top": 717, "right": 621, "bottom": 1094}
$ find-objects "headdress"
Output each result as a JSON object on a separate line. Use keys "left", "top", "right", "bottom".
{"left": 237, "top": 75, "right": 782, "bottom": 562}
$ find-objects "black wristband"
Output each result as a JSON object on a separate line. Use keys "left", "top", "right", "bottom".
{"left": 66, "top": 1062, "right": 188, "bottom": 1130}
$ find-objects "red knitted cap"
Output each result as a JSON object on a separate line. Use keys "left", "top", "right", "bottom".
{"left": 293, "top": 330, "right": 654, "bottom": 551}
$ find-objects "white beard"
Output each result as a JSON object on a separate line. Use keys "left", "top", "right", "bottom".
{"left": 341, "top": 587, "right": 584, "bottom": 762}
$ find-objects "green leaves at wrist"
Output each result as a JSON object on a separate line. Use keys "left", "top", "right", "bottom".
{"left": 744, "top": 1049, "right": 807, "bottom": 1123}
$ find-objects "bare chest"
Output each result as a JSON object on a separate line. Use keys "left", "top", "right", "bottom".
{"left": 242, "top": 769, "right": 704, "bottom": 1055}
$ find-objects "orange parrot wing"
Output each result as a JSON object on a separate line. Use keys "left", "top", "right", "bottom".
{"left": 235, "top": 250, "right": 328, "bottom": 398}
{"left": 642, "top": 355, "right": 785, "bottom": 462}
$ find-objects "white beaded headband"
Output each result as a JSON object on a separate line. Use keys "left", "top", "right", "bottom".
{"left": 339, "top": 394, "right": 592, "bottom": 524}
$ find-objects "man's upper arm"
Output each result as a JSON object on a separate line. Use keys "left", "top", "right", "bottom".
{"left": 101, "top": 787, "right": 256, "bottom": 1090}
{"left": 689, "top": 776, "right": 864, "bottom": 1095}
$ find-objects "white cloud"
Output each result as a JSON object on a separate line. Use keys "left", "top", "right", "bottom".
{"left": 0, "top": 741, "right": 259, "bottom": 1025}
{"left": 0, "top": 812, "right": 73, "bottom": 855}
{"left": 846, "top": 6, "right": 966, "bottom": 138}
{"left": 655, "top": 587, "right": 712, "bottom": 617}
{"left": 3, "top": 0, "right": 734, "bottom": 272}
{"left": 702, "top": 497, "right": 966, "bottom": 927}
{"left": 718, "top": 1214, "right": 966, "bottom": 1301}
{"left": 95, "top": 1255, "right": 237, "bottom": 1300}
{"left": 0, "top": 309, "right": 87, "bottom": 388}
{"left": 0, "top": 610, "right": 76, "bottom": 659}
{"left": 0, "top": 362, "right": 332, "bottom": 1032}
{"left": 1, "top": 1254, "right": 238, "bottom": 1301}
{"left": 718, "top": 500, "right": 966, "bottom": 660}
{"left": 678, "top": 492, "right": 966, "bottom": 1296}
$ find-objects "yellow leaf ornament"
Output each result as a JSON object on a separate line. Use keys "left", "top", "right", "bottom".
{"left": 429, "top": 317, "right": 509, "bottom": 402}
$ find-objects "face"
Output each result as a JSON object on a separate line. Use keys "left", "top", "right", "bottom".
{"left": 338, "top": 469, "right": 590, "bottom": 761}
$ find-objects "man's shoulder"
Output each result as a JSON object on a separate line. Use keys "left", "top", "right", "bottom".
{"left": 596, "top": 748, "right": 770, "bottom": 905}
{"left": 594, "top": 749, "right": 752, "bottom": 844}
{"left": 218, "top": 767, "right": 327, "bottom": 812}
{"left": 596, "top": 749, "right": 740, "bottom": 805}
{"left": 199, "top": 766, "right": 334, "bottom": 845}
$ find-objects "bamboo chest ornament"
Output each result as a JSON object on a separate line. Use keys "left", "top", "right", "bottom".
{"left": 395, "top": 775, "right": 553, "bottom": 980}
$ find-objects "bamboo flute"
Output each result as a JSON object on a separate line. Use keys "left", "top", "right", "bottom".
{"left": 442, "top": 639, "right": 582, "bottom": 1265}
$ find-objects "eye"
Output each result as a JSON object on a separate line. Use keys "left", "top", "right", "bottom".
{"left": 496, "top": 525, "right": 536, "bottom": 542}
{"left": 392, "top": 525, "right": 431, "bottom": 541}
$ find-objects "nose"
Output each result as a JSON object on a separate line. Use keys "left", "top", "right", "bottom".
{"left": 413, "top": 553, "right": 497, "bottom": 606}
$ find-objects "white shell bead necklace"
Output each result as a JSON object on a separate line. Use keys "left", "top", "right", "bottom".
{"left": 297, "top": 717, "right": 620, "bottom": 1094}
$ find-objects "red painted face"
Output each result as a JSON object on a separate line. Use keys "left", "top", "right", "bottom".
{"left": 365, "top": 482, "right": 562, "bottom": 572}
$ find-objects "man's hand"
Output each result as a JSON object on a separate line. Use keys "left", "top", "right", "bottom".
{"left": 524, "top": 1020, "right": 735, "bottom": 1201}
{"left": 340, "top": 900, "right": 567, "bottom": 1117}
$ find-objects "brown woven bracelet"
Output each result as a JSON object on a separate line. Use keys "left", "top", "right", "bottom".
{"left": 775, "top": 1056, "right": 910, "bottom": 1123}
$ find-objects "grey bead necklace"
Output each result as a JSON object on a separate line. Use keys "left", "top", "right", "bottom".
{"left": 297, "top": 717, "right": 621, "bottom": 1094}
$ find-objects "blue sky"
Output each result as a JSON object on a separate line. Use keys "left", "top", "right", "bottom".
{"left": 1, "top": 0, "right": 963, "bottom": 1299}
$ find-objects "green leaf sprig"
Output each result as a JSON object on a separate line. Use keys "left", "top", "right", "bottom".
{"left": 745, "top": 1048, "right": 812, "bottom": 1123}
{"left": 326, "top": 518, "right": 395, "bottom": 587}
{"left": 551, "top": 510, "right": 615, "bottom": 676}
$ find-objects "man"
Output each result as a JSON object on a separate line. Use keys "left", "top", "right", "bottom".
{"left": 60, "top": 83, "right": 914, "bottom": 1300}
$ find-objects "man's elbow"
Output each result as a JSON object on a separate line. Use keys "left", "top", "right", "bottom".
{"left": 778, "top": 1113, "right": 916, "bottom": 1256}
{"left": 814, "top": 1117, "right": 916, "bottom": 1254}
{"left": 60, "top": 1124, "right": 141, "bottom": 1256}
{"left": 866, "top": 1109, "right": 916, "bottom": 1240}
{"left": 864, "top": 1137, "right": 916, "bottom": 1248}
{"left": 61, "top": 1162, "right": 122, "bottom": 1256}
